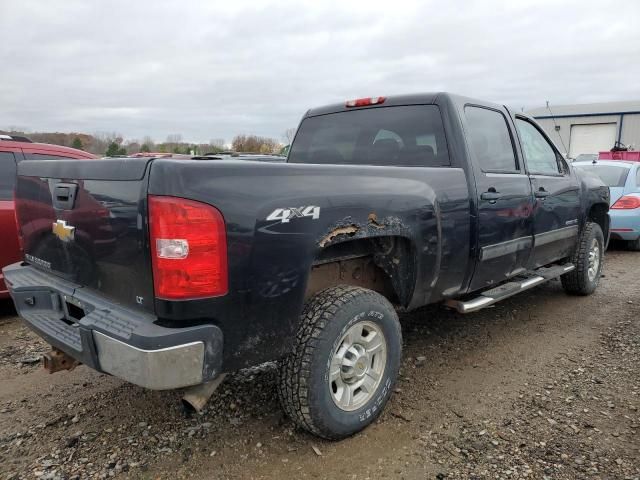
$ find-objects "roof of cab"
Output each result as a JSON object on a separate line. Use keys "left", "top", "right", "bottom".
{"left": 303, "top": 92, "right": 515, "bottom": 118}
{"left": 304, "top": 92, "right": 441, "bottom": 117}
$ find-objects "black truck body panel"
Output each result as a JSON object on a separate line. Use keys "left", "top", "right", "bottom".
{"left": 6, "top": 92, "right": 610, "bottom": 378}
{"left": 147, "top": 160, "right": 471, "bottom": 368}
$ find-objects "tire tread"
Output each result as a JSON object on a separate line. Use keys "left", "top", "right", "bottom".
{"left": 277, "top": 285, "right": 397, "bottom": 439}
{"left": 561, "top": 221, "right": 602, "bottom": 295}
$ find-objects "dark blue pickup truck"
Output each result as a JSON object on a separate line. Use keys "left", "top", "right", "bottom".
{"left": 4, "top": 93, "right": 610, "bottom": 439}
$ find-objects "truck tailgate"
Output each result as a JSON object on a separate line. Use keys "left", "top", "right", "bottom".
{"left": 15, "top": 158, "right": 154, "bottom": 313}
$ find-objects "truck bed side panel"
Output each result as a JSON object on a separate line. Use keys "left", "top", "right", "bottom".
{"left": 148, "top": 160, "right": 470, "bottom": 370}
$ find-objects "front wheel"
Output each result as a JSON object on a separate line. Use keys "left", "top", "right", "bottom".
{"left": 278, "top": 285, "right": 402, "bottom": 439}
{"left": 561, "top": 221, "right": 604, "bottom": 295}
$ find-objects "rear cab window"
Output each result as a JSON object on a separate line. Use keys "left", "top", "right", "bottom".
{"left": 0, "top": 152, "right": 17, "bottom": 201}
{"left": 288, "top": 105, "right": 450, "bottom": 167}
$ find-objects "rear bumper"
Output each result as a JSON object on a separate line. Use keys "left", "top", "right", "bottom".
{"left": 609, "top": 210, "right": 640, "bottom": 241}
{"left": 2, "top": 262, "right": 223, "bottom": 390}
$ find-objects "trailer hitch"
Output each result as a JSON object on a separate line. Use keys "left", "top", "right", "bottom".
{"left": 42, "top": 348, "right": 80, "bottom": 373}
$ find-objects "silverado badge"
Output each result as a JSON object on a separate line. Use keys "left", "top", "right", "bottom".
{"left": 52, "top": 219, "right": 75, "bottom": 242}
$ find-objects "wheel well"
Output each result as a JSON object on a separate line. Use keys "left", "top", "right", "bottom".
{"left": 305, "top": 236, "right": 415, "bottom": 307}
{"left": 588, "top": 203, "right": 609, "bottom": 239}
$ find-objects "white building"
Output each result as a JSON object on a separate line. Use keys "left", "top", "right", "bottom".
{"left": 527, "top": 100, "right": 640, "bottom": 158}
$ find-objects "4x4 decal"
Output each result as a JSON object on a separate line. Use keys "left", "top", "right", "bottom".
{"left": 266, "top": 206, "right": 320, "bottom": 223}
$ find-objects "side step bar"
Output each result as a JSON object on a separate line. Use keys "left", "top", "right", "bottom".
{"left": 445, "top": 263, "right": 575, "bottom": 314}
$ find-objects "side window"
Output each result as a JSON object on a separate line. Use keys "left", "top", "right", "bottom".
{"left": 516, "top": 119, "right": 562, "bottom": 175}
{"left": 0, "top": 152, "right": 17, "bottom": 200}
{"left": 464, "top": 106, "right": 518, "bottom": 173}
{"left": 24, "top": 152, "right": 72, "bottom": 160}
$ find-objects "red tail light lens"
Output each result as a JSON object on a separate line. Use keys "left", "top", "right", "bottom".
{"left": 345, "top": 96, "right": 386, "bottom": 108}
{"left": 611, "top": 195, "right": 640, "bottom": 209}
{"left": 148, "top": 195, "right": 227, "bottom": 299}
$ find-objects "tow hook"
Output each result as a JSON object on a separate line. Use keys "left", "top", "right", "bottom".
{"left": 42, "top": 347, "right": 80, "bottom": 374}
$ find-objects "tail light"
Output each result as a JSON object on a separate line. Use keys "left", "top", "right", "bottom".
{"left": 148, "top": 195, "right": 227, "bottom": 299}
{"left": 345, "top": 96, "right": 386, "bottom": 108}
{"left": 611, "top": 195, "right": 640, "bottom": 210}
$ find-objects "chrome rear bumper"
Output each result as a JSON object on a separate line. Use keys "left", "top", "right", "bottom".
{"left": 3, "top": 262, "right": 223, "bottom": 390}
{"left": 93, "top": 332, "right": 205, "bottom": 389}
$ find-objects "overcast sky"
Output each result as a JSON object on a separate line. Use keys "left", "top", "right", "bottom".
{"left": 1, "top": 0, "right": 639, "bottom": 144}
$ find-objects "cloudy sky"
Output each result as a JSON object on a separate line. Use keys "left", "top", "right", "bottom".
{"left": 1, "top": 0, "right": 639, "bottom": 144}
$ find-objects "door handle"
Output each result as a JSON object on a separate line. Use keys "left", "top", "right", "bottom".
{"left": 535, "top": 188, "right": 550, "bottom": 199}
{"left": 481, "top": 190, "right": 502, "bottom": 201}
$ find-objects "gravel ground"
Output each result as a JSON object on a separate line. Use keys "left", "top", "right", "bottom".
{"left": 0, "top": 248, "right": 638, "bottom": 480}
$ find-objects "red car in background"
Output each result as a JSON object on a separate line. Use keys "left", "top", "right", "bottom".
{"left": 0, "top": 135, "right": 96, "bottom": 298}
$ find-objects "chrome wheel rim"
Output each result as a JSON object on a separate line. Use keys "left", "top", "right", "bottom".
{"left": 329, "top": 320, "right": 387, "bottom": 412}
{"left": 587, "top": 238, "right": 601, "bottom": 282}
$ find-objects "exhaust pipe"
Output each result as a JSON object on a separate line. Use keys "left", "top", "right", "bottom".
{"left": 182, "top": 374, "right": 227, "bottom": 413}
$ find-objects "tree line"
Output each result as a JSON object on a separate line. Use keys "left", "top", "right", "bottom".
{"left": 0, "top": 129, "right": 294, "bottom": 157}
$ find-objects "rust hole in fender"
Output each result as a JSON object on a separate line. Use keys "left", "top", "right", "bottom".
{"left": 368, "top": 213, "right": 385, "bottom": 229}
{"left": 318, "top": 225, "right": 360, "bottom": 248}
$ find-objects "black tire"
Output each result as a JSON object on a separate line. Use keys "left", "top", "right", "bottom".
{"left": 278, "top": 285, "right": 402, "bottom": 440}
{"left": 561, "top": 221, "right": 604, "bottom": 295}
{"left": 626, "top": 238, "right": 640, "bottom": 251}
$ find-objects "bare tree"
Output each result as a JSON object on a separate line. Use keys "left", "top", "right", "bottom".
{"left": 163, "top": 134, "right": 185, "bottom": 154}
{"left": 91, "top": 132, "right": 123, "bottom": 155}
{"left": 125, "top": 140, "right": 141, "bottom": 154}
{"left": 209, "top": 138, "right": 225, "bottom": 149}
{"left": 232, "top": 134, "right": 281, "bottom": 154}
{"left": 283, "top": 128, "right": 296, "bottom": 144}
{"left": 142, "top": 136, "right": 156, "bottom": 149}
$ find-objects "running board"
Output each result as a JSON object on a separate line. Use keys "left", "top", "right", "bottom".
{"left": 445, "top": 263, "right": 575, "bottom": 314}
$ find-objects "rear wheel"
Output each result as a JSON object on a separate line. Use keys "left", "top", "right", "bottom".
{"left": 278, "top": 285, "right": 402, "bottom": 439}
{"left": 561, "top": 221, "right": 604, "bottom": 295}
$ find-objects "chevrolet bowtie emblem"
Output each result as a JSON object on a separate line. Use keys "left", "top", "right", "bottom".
{"left": 52, "top": 219, "right": 75, "bottom": 242}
